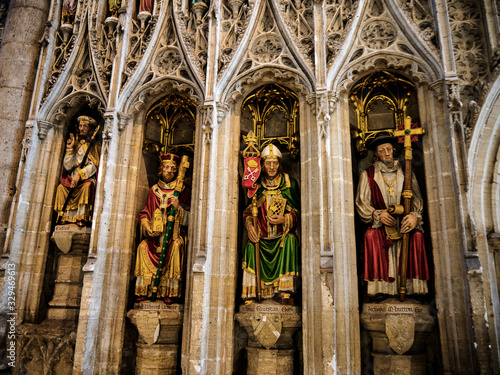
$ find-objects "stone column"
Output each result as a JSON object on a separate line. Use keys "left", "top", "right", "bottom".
{"left": 360, "top": 298, "right": 436, "bottom": 375}
{"left": 235, "top": 301, "right": 301, "bottom": 375}
{"left": 14, "top": 225, "right": 91, "bottom": 373}
{"left": 48, "top": 225, "right": 91, "bottom": 321}
{"left": 0, "top": 0, "right": 49, "bottom": 249}
{"left": 128, "top": 302, "right": 184, "bottom": 375}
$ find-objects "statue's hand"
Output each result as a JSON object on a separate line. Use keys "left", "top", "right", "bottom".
{"left": 380, "top": 210, "right": 397, "bottom": 226}
{"left": 170, "top": 196, "right": 180, "bottom": 210}
{"left": 247, "top": 224, "right": 260, "bottom": 243}
{"left": 66, "top": 133, "right": 75, "bottom": 149}
{"left": 70, "top": 172, "right": 81, "bottom": 188}
{"left": 267, "top": 214, "right": 285, "bottom": 225}
{"left": 145, "top": 224, "right": 161, "bottom": 237}
{"left": 401, "top": 214, "right": 418, "bottom": 233}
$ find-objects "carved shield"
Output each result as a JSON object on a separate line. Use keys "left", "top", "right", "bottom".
{"left": 251, "top": 314, "right": 282, "bottom": 349}
{"left": 135, "top": 311, "right": 160, "bottom": 346}
{"left": 385, "top": 314, "right": 415, "bottom": 355}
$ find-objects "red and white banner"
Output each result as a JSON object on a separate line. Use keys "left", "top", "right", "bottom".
{"left": 242, "top": 157, "right": 261, "bottom": 198}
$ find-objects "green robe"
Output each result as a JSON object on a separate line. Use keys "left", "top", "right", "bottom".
{"left": 242, "top": 173, "right": 300, "bottom": 298}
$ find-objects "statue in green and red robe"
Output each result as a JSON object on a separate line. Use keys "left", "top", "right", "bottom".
{"left": 242, "top": 144, "right": 300, "bottom": 303}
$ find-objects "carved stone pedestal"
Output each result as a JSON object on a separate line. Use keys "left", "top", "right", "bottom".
{"left": 48, "top": 225, "right": 90, "bottom": 321}
{"left": 235, "top": 301, "right": 301, "bottom": 375}
{"left": 360, "top": 298, "right": 436, "bottom": 375}
{"left": 127, "top": 302, "right": 183, "bottom": 375}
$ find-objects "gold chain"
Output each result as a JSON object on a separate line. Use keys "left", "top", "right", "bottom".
{"left": 381, "top": 173, "right": 397, "bottom": 197}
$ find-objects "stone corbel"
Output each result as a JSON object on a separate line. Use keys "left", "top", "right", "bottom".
{"left": 200, "top": 105, "right": 214, "bottom": 144}
{"left": 117, "top": 111, "right": 132, "bottom": 132}
{"left": 216, "top": 102, "right": 230, "bottom": 126}
{"left": 103, "top": 112, "right": 114, "bottom": 140}
{"left": 37, "top": 120, "right": 56, "bottom": 140}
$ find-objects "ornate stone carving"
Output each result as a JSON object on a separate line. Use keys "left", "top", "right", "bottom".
{"left": 200, "top": 104, "right": 214, "bottom": 143}
{"left": 225, "top": 67, "right": 311, "bottom": 105}
{"left": 175, "top": 0, "right": 210, "bottom": 80}
{"left": 250, "top": 34, "right": 283, "bottom": 63}
{"left": 49, "top": 94, "right": 105, "bottom": 124}
{"left": 128, "top": 79, "right": 202, "bottom": 115}
{"left": 325, "top": 0, "right": 356, "bottom": 66}
{"left": 277, "top": 0, "right": 315, "bottom": 69}
{"left": 44, "top": 31, "right": 77, "bottom": 101}
{"left": 90, "top": 19, "right": 118, "bottom": 95}
{"left": 37, "top": 120, "right": 56, "bottom": 140}
{"left": 448, "top": 0, "right": 489, "bottom": 87}
{"left": 153, "top": 47, "right": 182, "bottom": 75}
{"left": 385, "top": 314, "right": 415, "bottom": 355}
{"left": 309, "top": 92, "right": 337, "bottom": 138}
{"left": 361, "top": 20, "right": 397, "bottom": 49}
{"left": 399, "top": 0, "right": 438, "bottom": 48}
{"left": 17, "top": 322, "right": 77, "bottom": 375}
{"left": 122, "top": 14, "right": 158, "bottom": 87}
{"left": 339, "top": 55, "right": 431, "bottom": 89}
{"left": 218, "top": 0, "right": 253, "bottom": 80}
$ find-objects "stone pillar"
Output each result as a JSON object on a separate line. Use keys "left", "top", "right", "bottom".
{"left": 48, "top": 225, "right": 90, "bottom": 321}
{"left": 128, "top": 302, "right": 183, "bottom": 375}
{"left": 0, "top": 0, "right": 49, "bottom": 249}
{"left": 14, "top": 225, "right": 90, "bottom": 372}
{"left": 360, "top": 298, "right": 437, "bottom": 375}
{"left": 235, "top": 301, "right": 301, "bottom": 375}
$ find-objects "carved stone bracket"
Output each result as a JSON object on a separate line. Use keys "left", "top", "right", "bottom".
{"left": 117, "top": 111, "right": 132, "bottom": 132}
{"left": 128, "top": 303, "right": 184, "bottom": 374}
{"left": 360, "top": 298, "right": 436, "bottom": 375}
{"left": 216, "top": 102, "right": 230, "bottom": 126}
{"left": 37, "top": 120, "right": 56, "bottom": 140}
{"left": 236, "top": 302, "right": 301, "bottom": 375}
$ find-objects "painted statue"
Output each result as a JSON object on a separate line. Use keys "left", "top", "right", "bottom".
{"left": 355, "top": 133, "right": 429, "bottom": 297}
{"left": 139, "top": 0, "right": 154, "bottom": 13}
{"left": 55, "top": 116, "right": 101, "bottom": 226}
{"left": 62, "top": 0, "right": 77, "bottom": 25}
{"left": 108, "top": 0, "right": 121, "bottom": 17}
{"left": 134, "top": 153, "right": 191, "bottom": 304}
{"left": 242, "top": 144, "right": 300, "bottom": 304}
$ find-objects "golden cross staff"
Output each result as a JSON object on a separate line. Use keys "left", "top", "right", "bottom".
{"left": 393, "top": 116, "right": 425, "bottom": 302}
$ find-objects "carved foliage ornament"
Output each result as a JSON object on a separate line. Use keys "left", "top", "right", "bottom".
{"left": 361, "top": 20, "right": 397, "bottom": 49}
{"left": 448, "top": 0, "right": 488, "bottom": 85}
{"left": 251, "top": 34, "right": 283, "bottom": 63}
{"left": 277, "top": 0, "right": 315, "bottom": 69}
{"left": 325, "top": 0, "right": 356, "bottom": 66}
{"left": 153, "top": 47, "right": 182, "bottom": 75}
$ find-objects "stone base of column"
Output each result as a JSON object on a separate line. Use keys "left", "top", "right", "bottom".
{"left": 247, "top": 347, "right": 294, "bottom": 375}
{"left": 235, "top": 301, "right": 301, "bottom": 375}
{"left": 360, "top": 298, "right": 436, "bottom": 375}
{"left": 48, "top": 225, "right": 90, "bottom": 321}
{"left": 128, "top": 302, "right": 183, "bottom": 375}
{"left": 372, "top": 353, "right": 426, "bottom": 375}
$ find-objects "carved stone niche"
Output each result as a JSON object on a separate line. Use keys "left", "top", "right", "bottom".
{"left": 48, "top": 225, "right": 91, "bottom": 321}
{"left": 127, "top": 302, "right": 184, "bottom": 375}
{"left": 235, "top": 301, "right": 301, "bottom": 375}
{"left": 360, "top": 298, "right": 437, "bottom": 375}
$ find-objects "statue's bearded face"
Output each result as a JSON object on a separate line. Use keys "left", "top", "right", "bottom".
{"left": 78, "top": 121, "right": 91, "bottom": 138}
{"left": 263, "top": 157, "right": 280, "bottom": 179}
{"left": 376, "top": 143, "right": 395, "bottom": 164}
{"left": 160, "top": 161, "right": 178, "bottom": 183}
